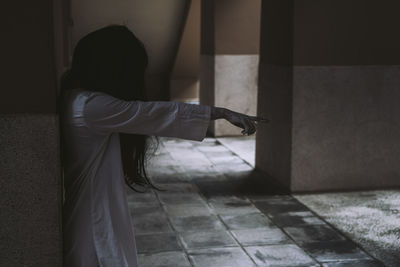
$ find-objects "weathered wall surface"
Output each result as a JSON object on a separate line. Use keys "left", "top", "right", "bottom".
{"left": 170, "top": 0, "right": 201, "bottom": 102}
{"left": 256, "top": 0, "right": 400, "bottom": 192}
{"left": 0, "top": 115, "right": 62, "bottom": 266}
{"left": 0, "top": 1, "right": 57, "bottom": 113}
{"left": 0, "top": 1, "right": 63, "bottom": 266}
{"left": 200, "top": 0, "right": 261, "bottom": 136}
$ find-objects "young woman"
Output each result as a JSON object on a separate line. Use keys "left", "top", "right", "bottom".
{"left": 61, "top": 25, "right": 266, "bottom": 267}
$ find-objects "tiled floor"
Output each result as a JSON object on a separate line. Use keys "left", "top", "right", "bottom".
{"left": 126, "top": 137, "right": 384, "bottom": 267}
{"left": 294, "top": 191, "right": 400, "bottom": 266}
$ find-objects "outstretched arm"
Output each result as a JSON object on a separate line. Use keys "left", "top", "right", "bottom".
{"left": 210, "top": 106, "right": 269, "bottom": 136}
{"left": 83, "top": 91, "right": 268, "bottom": 140}
{"left": 83, "top": 91, "right": 211, "bottom": 141}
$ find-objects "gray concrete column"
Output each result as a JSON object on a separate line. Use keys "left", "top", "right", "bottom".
{"left": 200, "top": 0, "right": 261, "bottom": 136}
{"left": 0, "top": 1, "right": 63, "bottom": 265}
{"left": 256, "top": 0, "right": 400, "bottom": 192}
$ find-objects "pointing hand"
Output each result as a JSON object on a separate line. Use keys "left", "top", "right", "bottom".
{"left": 211, "top": 107, "right": 269, "bottom": 135}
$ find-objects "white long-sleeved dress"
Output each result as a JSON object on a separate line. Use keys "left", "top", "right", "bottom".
{"left": 61, "top": 89, "right": 211, "bottom": 267}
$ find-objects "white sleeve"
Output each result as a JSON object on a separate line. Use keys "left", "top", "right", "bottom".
{"left": 83, "top": 92, "right": 211, "bottom": 141}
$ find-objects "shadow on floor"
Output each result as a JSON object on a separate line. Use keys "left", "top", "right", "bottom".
{"left": 194, "top": 169, "right": 289, "bottom": 199}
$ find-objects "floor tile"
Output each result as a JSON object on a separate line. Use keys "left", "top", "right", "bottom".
{"left": 195, "top": 174, "right": 287, "bottom": 198}
{"left": 220, "top": 212, "right": 274, "bottom": 230}
{"left": 181, "top": 162, "right": 214, "bottom": 170}
{"left": 126, "top": 190, "right": 159, "bottom": 206}
{"left": 157, "top": 192, "right": 206, "bottom": 205}
{"left": 150, "top": 174, "right": 187, "bottom": 184}
{"left": 162, "top": 139, "right": 195, "bottom": 147}
{"left": 149, "top": 158, "right": 185, "bottom": 167}
{"left": 216, "top": 136, "right": 256, "bottom": 166}
{"left": 129, "top": 205, "right": 164, "bottom": 216}
{"left": 164, "top": 144, "right": 195, "bottom": 152}
{"left": 127, "top": 200, "right": 161, "bottom": 209}
{"left": 138, "top": 251, "right": 191, "bottom": 267}
{"left": 132, "top": 211, "right": 173, "bottom": 234}
{"left": 214, "top": 162, "right": 253, "bottom": 173}
{"left": 196, "top": 145, "right": 231, "bottom": 153}
{"left": 208, "top": 156, "right": 244, "bottom": 165}
{"left": 247, "top": 194, "right": 294, "bottom": 202}
{"left": 164, "top": 203, "right": 213, "bottom": 217}
{"left": 188, "top": 247, "right": 256, "bottom": 267}
{"left": 195, "top": 137, "right": 219, "bottom": 144}
{"left": 135, "top": 232, "right": 182, "bottom": 253}
{"left": 147, "top": 163, "right": 182, "bottom": 173}
{"left": 203, "top": 151, "right": 243, "bottom": 164}
{"left": 156, "top": 182, "right": 200, "bottom": 194}
{"left": 208, "top": 196, "right": 260, "bottom": 215}
{"left": 178, "top": 230, "right": 238, "bottom": 249}
{"left": 169, "top": 149, "right": 211, "bottom": 166}
{"left": 186, "top": 167, "right": 227, "bottom": 181}
{"left": 269, "top": 211, "right": 326, "bottom": 227}
{"left": 322, "top": 260, "right": 385, "bottom": 267}
{"left": 223, "top": 170, "right": 254, "bottom": 180}
{"left": 231, "top": 227, "right": 291, "bottom": 246}
{"left": 284, "top": 225, "right": 346, "bottom": 244}
{"left": 170, "top": 215, "right": 225, "bottom": 232}
{"left": 253, "top": 199, "right": 310, "bottom": 216}
{"left": 244, "top": 244, "right": 318, "bottom": 266}
{"left": 302, "top": 240, "right": 373, "bottom": 262}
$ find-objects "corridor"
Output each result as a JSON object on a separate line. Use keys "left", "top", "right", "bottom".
{"left": 126, "top": 137, "right": 383, "bottom": 267}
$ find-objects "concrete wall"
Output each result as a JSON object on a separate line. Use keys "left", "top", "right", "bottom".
{"left": 292, "top": 0, "right": 400, "bottom": 65}
{"left": 170, "top": 0, "right": 201, "bottom": 102}
{"left": 70, "top": 0, "right": 189, "bottom": 100}
{"left": 0, "top": 115, "right": 62, "bottom": 266}
{"left": 0, "top": 1, "right": 63, "bottom": 266}
{"left": 200, "top": 0, "right": 261, "bottom": 136}
{"left": 214, "top": 55, "right": 259, "bottom": 136}
{"left": 256, "top": 0, "right": 400, "bottom": 192}
{"left": 214, "top": 0, "right": 260, "bottom": 55}
{"left": 291, "top": 66, "right": 400, "bottom": 191}
{"left": 0, "top": 1, "right": 57, "bottom": 113}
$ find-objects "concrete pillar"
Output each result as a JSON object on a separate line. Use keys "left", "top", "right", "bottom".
{"left": 200, "top": 0, "right": 261, "bottom": 136}
{"left": 256, "top": 0, "right": 400, "bottom": 192}
{"left": 0, "top": 1, "right": 63, "bottom": 266}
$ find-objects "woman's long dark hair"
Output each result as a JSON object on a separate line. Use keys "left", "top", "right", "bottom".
{"left": 61, "top": 25, "right": 160, "bottom": 192}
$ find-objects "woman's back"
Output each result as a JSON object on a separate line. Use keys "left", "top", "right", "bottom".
{"left": 62, "top": 89, "right": 138, "bottom": 267}
{"left": 62, "top": 88, "right": 211, "bottom": 267}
